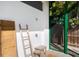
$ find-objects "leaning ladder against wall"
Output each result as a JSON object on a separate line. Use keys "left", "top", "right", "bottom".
{"left": 19, "top": 24, "right": 33, "bottom": 57}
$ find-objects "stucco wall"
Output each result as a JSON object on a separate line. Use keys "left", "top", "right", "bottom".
{"left": 0, "top": 1, "right": 49, "bottom": 57}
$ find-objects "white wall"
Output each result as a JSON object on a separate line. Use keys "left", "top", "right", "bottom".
{"left": 0, "top": 1, "right": 49, "bottom": 57}
{"left": 41, "top": 2, "right": 49, "bottom": 50}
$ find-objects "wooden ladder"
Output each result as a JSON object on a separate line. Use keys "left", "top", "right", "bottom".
{"left": 19, "top": 24, "right": 33, "bottom": 57}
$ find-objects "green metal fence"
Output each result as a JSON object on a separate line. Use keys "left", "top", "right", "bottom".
{"left": 49, "top": 1, "right": 79, "bottom": 56}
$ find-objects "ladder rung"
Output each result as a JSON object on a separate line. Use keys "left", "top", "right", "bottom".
{"left": 22, "top": 37, "right": 28, "bottom": 39}
{"left": 22, "top": 36, "right": 28, "bottom": 37}
{"left": 23, "top": 38, "right": 29, "bottom": 40}
{"left": 23, "top": 37, "right": 28, "bottom": 39}
{"left": 25, "top": 47, "right": 30, "bottom": 49}
{"left": 23, "top": 39, "right": 29, "bottom": 41}
{"left": 26, "top": 54, "right": 31, "bottom": 57}
{"left": 20, "top": 28, "right": 27, "bottom": 30}
{"left": 21, "top": 34, "right": 28, "bottom": 36}
{"left": 24, "top": 45, "right": 30, "bottom": 47}
{"left": 20, "top": 30, "right": 28, "bottom": 32}
{"left": 22, "top": 36, "right": 28, "bottom": 39}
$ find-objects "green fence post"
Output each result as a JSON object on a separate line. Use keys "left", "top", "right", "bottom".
{"left": 64, "top": 2, "right": 68, "bottom": 54}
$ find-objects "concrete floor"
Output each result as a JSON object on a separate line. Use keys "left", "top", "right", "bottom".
{"left": 50, "top": 43, "right": 79, "bottom": 57}
{"left": 68, "top": 46, "right": 79, "bottom": 54}
{"left": 46, "top": 50, "right": 71, "bottom": 57}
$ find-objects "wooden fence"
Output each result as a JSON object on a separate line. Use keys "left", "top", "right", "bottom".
{"left": 68, "top": 29, "right": 79, "bottom": 47}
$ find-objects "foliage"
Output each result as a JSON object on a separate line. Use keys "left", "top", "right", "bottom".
{"left": 49, "top": 1, "right": 77, "bottom": 17}
{"left": 49, "top": 1, "right": 64, "bottom": 16}
{"left": 49, "top": 1, "right": 79, "bottom": 27}
{"left": 69, "top": 18, "right": 79, "bottom": 28}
